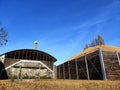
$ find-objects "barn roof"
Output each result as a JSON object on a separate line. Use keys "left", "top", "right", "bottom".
{"left": 0, "top": 49, "right": 57, "bottom": 62}
{"left": 68, "top": 45, "right": 120, "bottom": 61}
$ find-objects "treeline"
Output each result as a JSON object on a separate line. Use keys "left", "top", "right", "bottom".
{"left": 84, "top": 34, "right": 105, "bottom": 50}
{"left": 0, "top": 22, "right": 8, "bottom": 46}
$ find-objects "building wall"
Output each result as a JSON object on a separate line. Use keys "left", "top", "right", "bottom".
{"left": 5, "top": 61, "right": 53, "bottom": 78}
{"left": 57, "top": 50, "right": 103, "bottom": 80}
{"left": 102, "top": 51, "right": 120, "bottom": 80}
{"left": 0, "top": 49, "right": 56, "bottom": 79}
{"left": 7, "top": 67, "right": 52, "bottom": 78}
{"left": 57, "top": 49, "right": 120, "bottom": 80}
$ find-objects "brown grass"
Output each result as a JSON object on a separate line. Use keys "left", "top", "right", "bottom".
{"left": 0, "top": 79, "right": 120, "bottom": 90}
{"left": 69, "top": 45, "right": 120, "bottom": 61}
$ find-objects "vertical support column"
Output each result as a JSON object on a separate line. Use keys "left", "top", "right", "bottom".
{"left": 75, "top": 59, "right": 79, "bottom": 80}
{"left": 18, "top": 50, "right": 20, "bottom": 59}
{"left": 32, "top": 51, "right": 34, "bottom": 60}
{"left": 29, "top": 51, "right": 31, "bottom": 60}
{"left": 48, "top": 57, "right": 50, "bottom": 69}
{"left": 52, "top": 59, "right": 53, "bottom": 78}
{"left": 25, "top": 50, "right": 28, "bottom": 59}
{"left": 45, "top": 55, "right": 47, "bottom": 66}
{"left": 36, "top": 51, "right": 38, "bottom": 60}
{"left": 14, "top": 51, "right": 16, "bottom": 59}
{"left": 84, "top": 54, "right": 90, "bottom": 80}
{"left": 52, "top": 61, "right": 55, "bottom": 79}
{"left": 98, "top": 48, "right": 107, "bottom": 80}
{"left": 42, "top": 54, "right": 44, "bottom": 64}
{"left": 48, "top": 56, "right": 50, "bottom": 69}
{"left": 39, "top": 64, "right": 41, "bottom": 79}
{"left": 59, "top": 66, "right": 60, "bottom": 79}
{"left": 68, "top": 61, "right": 71, "bottom": 79}
{"left": 63, "top": 63, "right": 65, "bottom": 79}
{"left": 116, "top": 51, "right": 120, "bottom": 65}
{"left": 18, "top": 65, "right": 22, "bottom": 80}
{"left": 39, "top": 52, "right": 41, "bottom": 60}
{"left": 51, "top": 59, "right": 54, "bottom": 69}
{"left": 44, "top": 54, "right": 46, "bottom": 65}
{"left": 22, "top": 51, "right": 24, "bottom": 59}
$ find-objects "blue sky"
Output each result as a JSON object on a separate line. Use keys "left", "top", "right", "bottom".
{"left": 0, "top": 0, "right": 120, "bottom": 65}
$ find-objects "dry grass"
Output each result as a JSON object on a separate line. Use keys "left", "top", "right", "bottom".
{"left": 69, "top": 45, "right": 120, "bottom": 61}
{"left": 0, "top": 79, "right": 120, "bottom": 90}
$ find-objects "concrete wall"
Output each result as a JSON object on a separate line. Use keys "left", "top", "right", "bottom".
{"left": 5, "top": 61, "right": 53, "bottom": 78}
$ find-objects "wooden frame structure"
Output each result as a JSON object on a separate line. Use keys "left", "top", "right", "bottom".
{"left": 0, "top": 49, "right": 57, "bottom": 79}
{"left": 57, "top": 48, "right": 120, "bottom": 80}
{"left": 1, "top": 49, "right": 56, "bottom": 70}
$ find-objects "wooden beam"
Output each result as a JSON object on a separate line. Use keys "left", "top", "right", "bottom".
{"left": 29, "top": 51, "right": 31, "bottom": 60}
{"left": 116, "top": 51, "right": 120, "bottom": 65}
{"left": 18, "top": 50, "right": 20, "bottom": 59}
{"left": 75, "top": 59, "right": 79, "bottom": 80}
{"left": 68, "top": 61, "right": 71, "bottom": 79}
{"left": 98, "top": 48, "right": 107, "bottom": 80}
{"left": 59, "top": 66, "right": 60, "bottom": 79}
{"left": 25, "top": 50, "right": 28, "bottom": 59}
{"left": 63, "top": 63, "right": 65, "bottom": 79}
{"left": 22, "top": 51, "right": 24, "bottom": 59}
{"left": 14, "top": 51, "right": 16, "bottom": 59}
{"left": 36, "top": 51, "right": 38, "bottom": 60}
{"left": 84, "top": 54, "right": 90, "bottom": 80}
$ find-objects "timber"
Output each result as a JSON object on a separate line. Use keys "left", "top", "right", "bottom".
{"left": 57, "top": 45, "right": 120, "bottom": 80}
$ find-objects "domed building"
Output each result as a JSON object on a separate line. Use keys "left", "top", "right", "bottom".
{"left": 57, "top": 44, "right": 120, "bottom": 80}
{"left": 0, "top": 49, "right": 57, "bottom": 79}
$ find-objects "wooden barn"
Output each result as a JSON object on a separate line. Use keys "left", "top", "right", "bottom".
{"left": 0, "top": 49, "right": 57, "bottom": 79}
{"left": 57, "top": 45, "right": 120, "bottom": 80}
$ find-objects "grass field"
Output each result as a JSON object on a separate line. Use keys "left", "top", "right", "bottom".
{"left": 0, "top": 79, "right": 120, "bottom": 90}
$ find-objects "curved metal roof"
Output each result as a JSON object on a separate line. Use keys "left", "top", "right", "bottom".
{"left": 0, "top": 49, "right": 57, "bottom": 62}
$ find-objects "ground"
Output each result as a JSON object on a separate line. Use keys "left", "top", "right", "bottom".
{"left": 0, "top": 79, "right": 120, "bottom": 90}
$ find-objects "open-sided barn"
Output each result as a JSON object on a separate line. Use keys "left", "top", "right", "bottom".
{"left": 0, "top": 49, "right": 57, "bottom": 79}
{"left": 57, "top": 45, "right": 120, "bottom": 80}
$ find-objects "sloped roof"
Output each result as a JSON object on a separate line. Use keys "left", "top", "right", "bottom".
{"left": 68, "top": 45, "right": 120, "bottom": 61}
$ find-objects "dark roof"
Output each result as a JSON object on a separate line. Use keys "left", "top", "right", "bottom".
{"left": 0, "top": 49, "right": 57, "bottom": 62}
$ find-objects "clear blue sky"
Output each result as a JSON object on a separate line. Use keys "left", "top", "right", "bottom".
{"left": 0, "top": 0, "right": 120, "bottom": 65}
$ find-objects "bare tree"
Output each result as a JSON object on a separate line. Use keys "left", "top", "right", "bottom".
{"left": 0, "top": 23, "right": 8, "bottom": 46}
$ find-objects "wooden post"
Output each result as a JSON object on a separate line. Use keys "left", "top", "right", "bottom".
{"left": 68, "top": 61, "right": 71, "bottom": 79}
{"left": 63, "top": 64, "right": 65, "bottom": 79}
{"left": 21, "top": 51, "right": 23, "bottom": 59}
{"left": 25, "top": 50, "right": 28, "bottom": 59}
{"left": 18, "top": 65, "right": 22, "bottom": 80}
{"left": 36, "top": 51, "right": 38, "bottom": 60}
{"left": 18, "top": 50, "right": 20, "bottom": 59}
{"left": 32, "top": 51, "right": 34, "bottom": 60}
{"left": 84, "top": 54, "right": 90, "bottom": 80}
{"left": 39, "top": 64, "right": 41, "bottom": 79}
{"left": 14, "top": 51, "right": 16, "bottom": 59}
{"left": 98, "top": 48, "right": 107, "bottom": 80}
{"left": 116, "top": 51, "right": 120, "bottom": 65}
{"left": 75, "top": 59, "right": 79, "bottom": 80}
{"left": 59, "top": 66, "right": 60, "bottom": 79}
{"left": 29, "top": 51, "right": 31, "bottom": 60}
